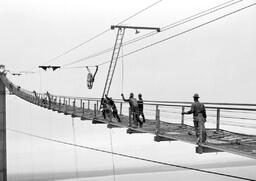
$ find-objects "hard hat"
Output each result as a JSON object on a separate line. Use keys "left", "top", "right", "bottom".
{"left": 193, "top": 93, "right": 200, "bottom": 98}
{"left": 138, "top": 93, "right": 142, "bottom": 97}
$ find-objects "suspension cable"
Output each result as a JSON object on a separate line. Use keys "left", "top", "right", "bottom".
{"left": 61, "top": 0, "right": 243, "bottom": 68}
{"left": 8, "top": 128, "right": 256, "bottom": 181}
{"left": 40, "top": 0, "right": 163, "bottom": 67}
{"left": 92, "top": 2, "right": 256, "bottom": 68}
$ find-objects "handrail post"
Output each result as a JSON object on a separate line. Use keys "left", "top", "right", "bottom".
{"left": 216, "top": 108, "right": 220, "bottom": 131}
{"left": 73, "top": 99, "right": 76, "bottom": 113}
{"left": 155, "top": 105, "right": 160, "bottom": 135}
{"left": 96, "top": 100, "right": 99, "bottom": 111}
{"left": 58, "top": 98, "right": 61, "bottom": 111}
{"left": 65, "top": 100, "right": 68, "bottom": 113}
{"left": 181, "top": 106, "right": 185, "bottom": 125}
{"left": 38, "top": 94, "right": 40, "bottom": 105}
{"left": 68, "top": 98, "right": 70, "bottom": 106}
{"left": 88, "top": 100, "right": 90, "bottom": 110}
{"left": 94, "top": 103, "right": 97, "bottom": 119}
{"left": 128, "top": 107, "right": 131, "bottom": 127}
{"left": 39, "top": 94, "right": 41, "bottom": 105}
{"left": 54, "top": 97, "right": 56, "bottom": 109}
{"left": 82, "top": 102, "right": 85, "bottom": 114}
{"left": 120, "top": 102, "right": 123, "bottom": 115}
{"left": 80, "top": 99, "right": 82, "bottom": 108}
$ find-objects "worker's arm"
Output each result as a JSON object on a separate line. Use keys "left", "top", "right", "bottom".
{"left": 93, "top": 66, "right": 98, "bottom": 78}
{"left": 105, "top": 94, "right": 110, "bottom": 100}
{"left": 201, "top": 104, "right": 207, "bottom": 118}
{"left": 121, "top": 93, "right": 129, "bottom": 102}
{"left": 182, "top": 104, "right": 194, "bottom": 115}
{"left": 86, "top": 66, "right": 90, "bottom": 73}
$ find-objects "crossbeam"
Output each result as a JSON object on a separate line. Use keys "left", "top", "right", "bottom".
{"left": 196, "top": 146, "right": 223, "bottom": 154}
{"left": 111, "top": 25, "right": 160, "bottom": 32}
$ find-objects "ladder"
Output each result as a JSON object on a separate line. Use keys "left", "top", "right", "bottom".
{"left": 100, "top": 25, "right": 160, "bottom": 108}
{"left": 101, "top": 27, "right": 125, "bottom": 99}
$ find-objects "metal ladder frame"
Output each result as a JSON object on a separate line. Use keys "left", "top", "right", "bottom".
{"left": 101, "top": 27, "right": 125, "bottom": 100}
{"left": 101, "top": 25, "right": 160, "bottom": 107}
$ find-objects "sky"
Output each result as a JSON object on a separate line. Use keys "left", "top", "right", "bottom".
{"left": 0, "top": 0, "right": 256, "bottom": 102}
{"left": 1, "top": 0, "right": 256, "bottom": 180}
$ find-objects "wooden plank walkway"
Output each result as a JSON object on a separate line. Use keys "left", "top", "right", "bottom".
{"left": 1, "top": 74, "right": 256, "bottom": 159}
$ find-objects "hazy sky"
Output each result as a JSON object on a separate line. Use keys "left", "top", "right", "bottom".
{"left": 0, "top": 0, "right": 255, "bottom": 102}
{"left": 1, "top": 0, "right": 256, "bottom": 180}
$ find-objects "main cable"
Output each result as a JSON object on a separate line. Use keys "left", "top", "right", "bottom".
{"left": 94, "top": 2, "right": 256, "bottom": 67}
{"left": 8, "top": 128, "right": 256, "bottom": 181}
{"left": 41, "top": 0, "right": 163, "bottom": 66}
{"left": 61, "top": 0, "right": 242, "bottom": 68}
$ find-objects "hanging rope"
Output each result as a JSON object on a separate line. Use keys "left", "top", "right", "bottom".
{"left": 109, "top": 129, "right": 116, "bottom": 181}
{"left": 48, "top": 106, "right": 56, "bottom": 180}
{"left": 72, "top": 118, "right": 79, "bottom": 179}
{"left": 39, "top": 71, "right": 42, "bottom": 93}
{"left": 28, "top": 102, "right": 35, "bottom": 181}
{"left": 121, "top": 45, "right": 124, "bottom": 93}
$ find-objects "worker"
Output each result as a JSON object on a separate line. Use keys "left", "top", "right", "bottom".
{"left": 138, "top": 93, "right": 146, "bottom": 123}
{"left": 182, "top": 93, "right": 207, "bottom": 144}
{"left": 101, "top": 98, "right": 112, "bottom": 121}
{"left": 46, "top": 91, "right": 52, "bottom": 107}
{"left": 105, "top": 95, "right": 121, "bottom": 122}
{"left": 121, "top": 93, "right": 143, "bottom": 127}
{"left": 86, "top": 66, "right": 98, "bottom": 89}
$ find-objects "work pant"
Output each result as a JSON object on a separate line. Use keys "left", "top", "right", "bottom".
{"left": 130, "top": 108, "right": 143, "bottom": 127}
{"left": 138, "top": 110, "right": 145, "bottom": 122}
{"left": 113, "top": 110, "right": 121, "bottom": 122}
{"left": 193, "top": 114, "right": 207, "bottom": 143}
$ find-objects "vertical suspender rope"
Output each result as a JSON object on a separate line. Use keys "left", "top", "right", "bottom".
{"left": 28, "top": 101, "right": 35, "bottom": 180}
{"left": 109, "top": 130, "right": 116, "bottom": 181}
{"left": 121, "top": 46, "right": 124, "bottom": 93}
{"left": 49, "top": 107, "right": 55, "bottom": 180}
{"left": 39, "top": 70, "right": 42, "bottom": 93}
{"left": 72, "top": 118, "right": 79, "bottom": 179}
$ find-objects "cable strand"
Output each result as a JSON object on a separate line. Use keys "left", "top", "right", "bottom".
{"left": 8, "top": 128, "right": 256, "bottom": 181}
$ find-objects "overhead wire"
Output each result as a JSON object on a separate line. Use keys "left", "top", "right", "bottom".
{"left": 95, "top": 2, "right": 256, "bottom": 67}
{"left": 8, "top": 128, "right": 256, "bottom": 181}
{"left": 122, "top": 3, "right": 256, "bottom": 59}
{"left": 121, "top": 45, "right": 124, "bottom": 93}
{"left": 123, "top": 0, "right": 243, "bottom": 46}
{"left": 43, "top": 29, "right": 110, "bottom": 65}
{"left": 41, "top": 0, "right": 163, "bottom": 66}
{"left": 68, "top": 0, "right": 252, "bottom": 69}
{"left": 61, "top": 0, "right": 243, "bottom": 68}
{"left": 13, "top": 0, "right": 245, "bottom": 73}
